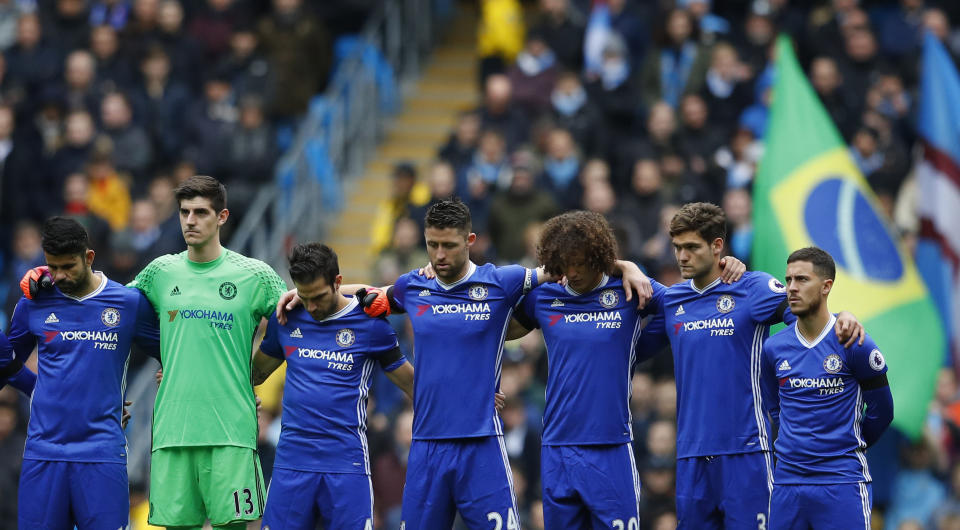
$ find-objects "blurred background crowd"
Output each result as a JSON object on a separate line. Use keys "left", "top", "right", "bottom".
{"left": 0, "top": 0, "right": 957, "bottom": 528}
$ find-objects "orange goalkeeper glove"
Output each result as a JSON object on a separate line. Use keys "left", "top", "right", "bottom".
{"left": 356, "top": 287, "right": 391, "bottom": 317}
{"left": 20, "top": 266, "right": 52, "bottom": 300}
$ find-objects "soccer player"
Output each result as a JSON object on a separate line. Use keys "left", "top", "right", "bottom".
{"left": 637, "top": 202, "right": 864, "bottom": 529}
{"left": 252, "top": 242, "right": 414, "bottom": 529}
{"left": 6, "top": 216, "right": 160, "bottom": 529}
{"left": 128, "top": 175, "right": 287, "bottom": 528}
{"left": 761, "top": 247, "right": 893, "bottom": 529}
{"left": 509, "top": 210, "right": 743, "bottom": 528}
{"left": 278, "top": 199, "right": 651, "bottom": 529}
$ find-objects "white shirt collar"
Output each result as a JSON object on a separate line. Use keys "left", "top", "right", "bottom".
{"left": 564, "top": 273, "right": 609, "bottom": 296}
{"left": 317, "top": 296, "right": 358, "bottom": 322}
{"left": 795, "top": 313, "right": 837, "bottom": 349}
{"left": 61, "top": 271, "right": 108, "bottom": 301}
{"left": 437, "top": 261, "right": 477, "bottom": 290}
{"left": 689, "top": 276, "right": 722, "bottom": 294}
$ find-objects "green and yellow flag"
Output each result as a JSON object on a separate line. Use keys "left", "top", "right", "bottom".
{"left": 752, "top": 35, "right": 945, "bottom": 439}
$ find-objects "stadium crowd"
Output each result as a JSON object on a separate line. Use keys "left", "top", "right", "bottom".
{"left": 0, "top": 0, "right": 957, "bottom": 528}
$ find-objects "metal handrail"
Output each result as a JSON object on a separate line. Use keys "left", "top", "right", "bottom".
{"left": 230, "top": 0, "right": 444, "bottom": 274}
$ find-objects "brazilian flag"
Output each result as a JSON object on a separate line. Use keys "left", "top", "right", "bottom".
{"left": 752, "top": 36, "right": 945, "bottom": 439}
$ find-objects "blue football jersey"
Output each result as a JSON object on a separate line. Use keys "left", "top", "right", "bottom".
{"left": 761, "top": 315, "right": 888, "bottom": 484}
{"left": 518, "top": 275, "right": 665, "bottom": 445}
{"left": 391, "top": 262, "right": 534, "bottom": 439}
{"left": 259, "top": 298, "right": 404, "bottom": 474}
{"left": 640, "top": 271, "right": 793, "bottom": 458}
{"left": 7, "top": 274, "right": 160, "bottom": 463}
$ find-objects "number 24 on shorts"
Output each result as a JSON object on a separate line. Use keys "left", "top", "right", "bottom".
{"left": 487, "top": 509, "right": 520, "bottom": 529}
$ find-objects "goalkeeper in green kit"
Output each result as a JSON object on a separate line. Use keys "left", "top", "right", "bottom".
{"left": 130, "top": 175, "right": 286, "bottom": 528}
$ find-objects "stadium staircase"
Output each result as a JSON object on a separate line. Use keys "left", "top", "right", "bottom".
{"left": 325, "top": 4, "right": 479, "bottom": 284}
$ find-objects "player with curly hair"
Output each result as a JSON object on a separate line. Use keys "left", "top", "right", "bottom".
{"left": 511, "top": 210, "right": 748, "bottom": 528}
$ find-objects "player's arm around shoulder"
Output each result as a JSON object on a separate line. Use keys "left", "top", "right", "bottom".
{"left": 252, "top": 314, "right": 285, "bottom": 386}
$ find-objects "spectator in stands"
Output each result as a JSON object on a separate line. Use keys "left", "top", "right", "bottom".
{"left": 643, "top": 101, "right": 684, "bottom": 164}
{"left": 61, "top": 171, "right": 113, "bottom": 261}
{"left": 258, "top": 0, "right": 332, "bottom": 120}
{"left": 582, "top": 179, "right": 643, "bottom": 263}
{"left": 723, "top": 187, "right": 752, "bottom": 264}
{"left": 410, "top": 160, "right": 457, "bottom": 234}
{"left": 5, "top": 13, "right": 61, "bottom": 109}
{"left": 154, "top": 0, "right": 202, "bottom": 90}
{"left": 530, "top": 0, "right": 584, "bottom": 72}
{"left": 540, "top": 127, "right": 583, "bottom": 210}
{"left": 222, "top": 95, "right": 277, "bottom": 216}
{"left": 2, "top": 221, "right": 43, "bottom": 315}
{"left": 487, "top": 150, "right": 558, "bottom": 263}
{"left": 188, "top": 0, "right": 243, "bottom": 64}
{"left": 44, "top": 0, "right": 90, "bottom": 53}
{"left": 59, "top": 50, "right": 101, "bottom": 117}
{"left": 132, "top": 45, "right": 191, "bottom": 164}
{"left": 621, "top": 158, "right": 665, "bottom": 266}
{"left": 147, "top": 174, "right": 182, "bottom": 251}
{"left": 502, "top": 396, "right": 541, "bottom": 506}
{"left": 607, "top": 0, "right": 650, "bottom": 70}
{"left": 47, "top": 109, "right": 96, "bottom": 205}
{"left": 90, "top": 24, "right": 134, "bottom": 92}
{"left": 840, "top": 27, "right": 887, "bottom": 106}
{"left": 700, "top": 42, "right": 753, "bottom": 136}
{"left": 0, "top": 0, "right": 22, "bottom": 52}
{"left": 682, "top": 0, "right": 730, "bottom": 44}
{"left": 373, "top": 408, "right": 413, "bottom": 530}
{"left": 101, "top": 91, "right": 153, "bottom": 180}
{"left": 584, "top": 33, "right": 641, "bottom": 143}
{"left": 923, "top": 8, "right": 960, "bottom": 63}
{"left": 372, "top": 217, "right": 429, "bottom": 288}
{"left": 370, "top": 161, "right": 430, "bottom": 255}
{"left": 478, "top": 74, "right": 529, "bottom": 150}
{"left": 477, "top": 0, "right": 524, "bottom": 84}
{"left": 807, "top": 0, "right": 860, "bottom": 60}
{"left": 715, "top": 126, "right": 761, "bottom": 190}
{"left": 640, "top": 455, "right": 677, "bottom": 530}
{"left": 506, "top": 31, "right": 559, "bottom": 117}
{"left": 677, "top": 93, "right": 724, "bottom": 201}
{"left": 886, "top": 440, "right": 949, "bottom": 530}
{"left": 218, "top": 24, "right": 274, "bottom": 102}
{"left": 123, "top": 0, "right": 160, "bottom": 49}
{"left": 736, "top": 8, "right": 776, "bottom": 76}
{"left": 110, "top": 198, "right": 166, "bottom": 282}
{"left": 641, "top": 8, "right": 711, "bottom": 109}
{"left": 0, "top": 103, "right": 39, "bottom": 231}
{"left": 548, "top": 71, "right": 606, "bottom": 158}
{"left": 876, "top": 0, "right": 926, "bottom": 61}
{"left": 439, "top": 110, "right": 481, "bottom": 173}
{"left": 185, "top": 71, "right": 236, "bottom": 175}
{"left": 810, "top": 55, "right": 859, "bottom": 140}
{"left": 463, "top": 127, "right": 511, "bottom": 199}
{"left": 85, "top": 145, "right": 131, "bottom": 231}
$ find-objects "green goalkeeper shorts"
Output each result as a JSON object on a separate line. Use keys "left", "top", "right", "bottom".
{"left": 148, "top": 446, "right": 266, "bottom": 527}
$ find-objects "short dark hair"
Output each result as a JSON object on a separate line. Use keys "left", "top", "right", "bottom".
{"left": 288, "top": 243, "right": 339, "bottom": 286}
{"left": 669, "top": 202, "right": 726, "bottom": 244}
{"left": 41, "top": 216, "right": 90, "bottom": 256}
{"left": 787, "top": 246, "right": 836, "bottom": 280}
{"left": 537, "top": 211, "right": 618, "bottom": 277}
{"left": 175, "top": 175, "right": 227, "bottom": 212}
{"left": 424, "top": 198, "right": 471, "bottom": 234}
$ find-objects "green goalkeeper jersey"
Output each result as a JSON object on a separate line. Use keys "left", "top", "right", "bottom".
{"left": 130, "top": 249, "right": 286, "bottom": 450}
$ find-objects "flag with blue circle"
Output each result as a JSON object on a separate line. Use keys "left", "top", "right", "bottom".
{"left": 752, "top": 35, "right": 945, "bottom": 439}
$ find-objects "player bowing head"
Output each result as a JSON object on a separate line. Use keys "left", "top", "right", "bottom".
{"left": 669, "top": 202, "right": 727, "bottom": 285}
{"left": 537, "top": 210, "right": 618, "bottom": 293}
{"left": 175, "top": 175, "right": 228, "bottom": 252}
{"left": 288, "top": 243, "right": 346, "bottom": 321}
{"left": 41, "top": 216, "right": 97, "bottom": 297}
{"left": 424, "top": 198, "right": 475, "bottom": 283}
{"left": 785, "top": 247, "right": 836, "bottom": 318}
